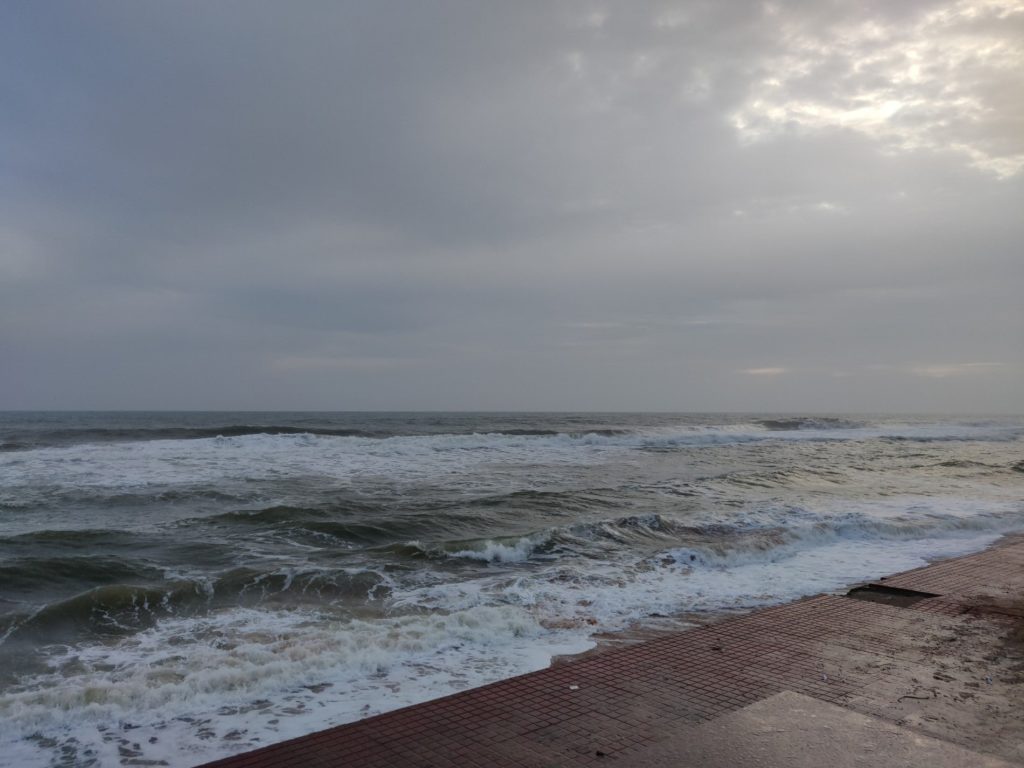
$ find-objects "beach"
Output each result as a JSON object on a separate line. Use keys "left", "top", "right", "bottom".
{"left": 1, "top": 412, "right": 1022, "bottom": 766}
{"left": 6, "top": 1, "right": 1022, "bottom": 764}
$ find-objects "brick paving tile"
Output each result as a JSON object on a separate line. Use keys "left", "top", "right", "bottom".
{"left": 875, "top": 540, "right": 1024, "bottom": 601}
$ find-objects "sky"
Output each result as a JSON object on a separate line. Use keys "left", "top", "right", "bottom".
{"left": 1, "top": 0, "right": 1022, "bottom": 412}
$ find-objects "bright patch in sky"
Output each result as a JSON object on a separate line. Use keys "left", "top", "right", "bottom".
{"left": 732, "top": 0, "right": 1024, "bottom": 177}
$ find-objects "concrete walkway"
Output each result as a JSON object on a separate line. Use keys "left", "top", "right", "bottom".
{"left": 200, "top": 535, "right": 1024, "bottom": 767}
{"left": 634, "top": 691, "right": 1015, "bottom": 768}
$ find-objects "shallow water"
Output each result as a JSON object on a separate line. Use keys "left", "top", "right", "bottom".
{"left": 1, "top": 412, "right": 1022, "bottom": 766}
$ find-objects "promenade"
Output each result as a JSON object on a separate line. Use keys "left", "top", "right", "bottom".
{"left": 201, "top": 535, "right": 1024, "bottom": 767}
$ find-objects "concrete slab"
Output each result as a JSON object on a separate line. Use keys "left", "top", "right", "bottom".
{"left": 630, "top": 691, "right": 1016, "bottom": 768}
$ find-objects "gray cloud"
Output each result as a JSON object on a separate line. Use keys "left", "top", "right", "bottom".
{"left": 1, "top": 0, "right": 1021, "bottom": 411}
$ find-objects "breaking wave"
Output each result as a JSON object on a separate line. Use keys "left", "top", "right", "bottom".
{"left": 1, "top": 411, "right": 1022, "bottom": 766}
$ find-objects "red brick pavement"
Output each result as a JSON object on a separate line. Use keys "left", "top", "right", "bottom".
{"left": 875, "top": 535, "right": 1024, "bottom": 604}
{"left": 199, "top": 536, "right": 1024, "bottom": 768}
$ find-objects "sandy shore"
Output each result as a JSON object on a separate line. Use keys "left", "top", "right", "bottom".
{"left": 199, "top": 534, "right": 1024, "bottom": 767}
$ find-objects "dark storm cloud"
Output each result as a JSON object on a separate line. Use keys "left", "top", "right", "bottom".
{"left": 1, "top": 1, "right": 1021, "bottom": 410}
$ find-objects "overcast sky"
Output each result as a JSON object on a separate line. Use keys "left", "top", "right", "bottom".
{"left": 1, "top": 1, "right": 1021, "bottom": 412}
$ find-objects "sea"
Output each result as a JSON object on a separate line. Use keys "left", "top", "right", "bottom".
{"left": 1, "top": 411, "right": 1023, "bottom": 767}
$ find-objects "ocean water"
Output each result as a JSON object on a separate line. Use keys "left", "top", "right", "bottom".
{"left": 1, "top": 411, "right": 1023, "bottom": 767}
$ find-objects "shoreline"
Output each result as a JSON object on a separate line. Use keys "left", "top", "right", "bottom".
{"left": 199, "top": 532, "right": 1024, "bottom": 767}
{"left": 552, "top": 532, "right": 1020, "bottom": 665}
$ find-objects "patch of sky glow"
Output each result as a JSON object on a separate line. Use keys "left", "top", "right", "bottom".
{"left": 654, "top": 9, "right": 689, "bottom": 30}
{"left": 681, "top": 67, "right": 712, "bottom": 102}
{"left": 564, "top": 51, "right": 586, "bottom": 77}
{"left": 731, "top": 0, "right": 1024, "bottom": 178}
{"left": 0, "top": 227, "right": 48, "bottom": 282}
{"left": 632, "top": 53, "right": 659, "bottom": 77}
{"left": 910, "top": 362, "right": 1003, "bottom": 379}
{"left": 731, "top": 198, "right": 848, "bottom": 218}
{"left": 271, "top": 355, "right": 419, "bottom": 372}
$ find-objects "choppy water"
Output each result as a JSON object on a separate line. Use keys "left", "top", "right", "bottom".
{"left": 1, "top": 411, "right": 1023, "bottom": 767}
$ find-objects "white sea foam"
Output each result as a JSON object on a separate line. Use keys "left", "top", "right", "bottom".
{"left": 447, "top": 536, "right": 548, "bottom": 563}
{"left": 2, "top": 417, "right": 1020, "bottom": 515}
{"left": 0, "top": 500, "right": 1018, "bottom": 766}
{"left": 390, "top": 507, "right": 1018, "bottom": 626}
{"left": 0, "top": 604, "right": 592, "bottom": 767}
